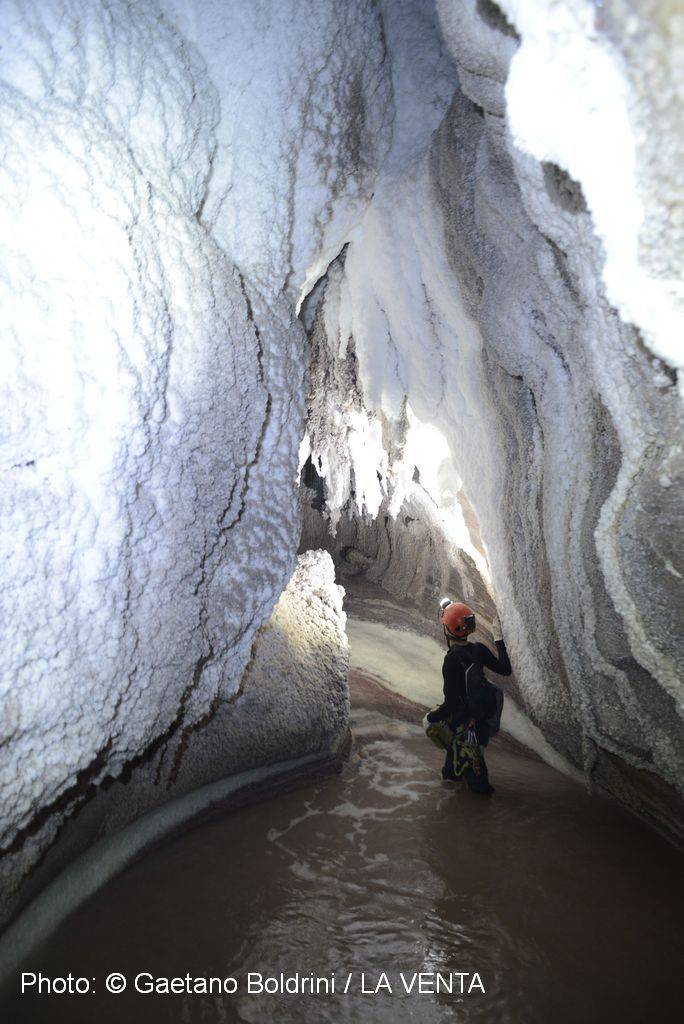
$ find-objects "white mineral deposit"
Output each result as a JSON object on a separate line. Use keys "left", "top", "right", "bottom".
{"left": 1, "top": 2, "right": 681, "bottom": 1021}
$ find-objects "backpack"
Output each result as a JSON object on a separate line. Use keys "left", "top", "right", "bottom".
{"left": 481, "top": 680, "right": 504, "bottom": 744}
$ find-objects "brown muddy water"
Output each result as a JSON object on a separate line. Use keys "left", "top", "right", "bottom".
{"left": 2, "top": 672, "right": 683, "bottom": 1024}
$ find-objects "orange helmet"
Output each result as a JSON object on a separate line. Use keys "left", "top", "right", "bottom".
{"left": 440, "top": 600, "right": 476, "bottom": 639}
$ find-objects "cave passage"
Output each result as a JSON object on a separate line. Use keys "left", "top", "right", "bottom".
{"left": 3, "top": 595, "right": 682, "bottom": 1024}
{"left": 1, "top": 0, "right": 682, "bottom": 1018}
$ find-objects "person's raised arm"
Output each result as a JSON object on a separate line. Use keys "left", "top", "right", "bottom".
{"left": 477, "top": 613, "right": 512, "bottom": 676}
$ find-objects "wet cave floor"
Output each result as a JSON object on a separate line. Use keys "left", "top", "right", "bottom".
{"left": 2, "top": 663, "right": 683, "bottom": 1023}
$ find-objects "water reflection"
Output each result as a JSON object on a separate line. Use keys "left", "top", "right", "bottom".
{"left": 3, "top": 687, "right": 683, "bottom": 1023}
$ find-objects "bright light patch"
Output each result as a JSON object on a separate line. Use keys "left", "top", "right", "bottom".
{"left": 392, "top": 406, "right": 492, "bottom": 584}
{"left": 346, "top": 410, "right": 387, "bottom": 519}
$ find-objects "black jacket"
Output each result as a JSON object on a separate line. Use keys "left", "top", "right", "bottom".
{"left": 428, "top": 639, "right": 511, "bottom": 729}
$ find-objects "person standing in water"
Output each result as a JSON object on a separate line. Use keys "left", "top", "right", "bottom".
{"left": 425, "top": 599, "right": 511, "bottom": 794}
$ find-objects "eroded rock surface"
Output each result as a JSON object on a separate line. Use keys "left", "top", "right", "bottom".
{"left": 299, "top": 0, "right": 683, "bottom": 839}
{"left": 0, "top": 549, "right": 348, "bottom": 928}
{"left": 0, "top": 0, "right": 383, "bottom": 927}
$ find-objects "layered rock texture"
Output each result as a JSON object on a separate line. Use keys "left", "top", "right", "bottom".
{"left": 299, "top": 0, "right": 683, "bottom": 840}
{"left": 0, "top": 0, "right": 377, "bottom": 926}
{"left": 0, "top": 546, "right": 348, "bottom": 927}
{"left": 0, "top": 0, "right": 682, "bottom": 932}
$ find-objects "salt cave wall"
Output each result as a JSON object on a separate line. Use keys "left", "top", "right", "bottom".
{"left": 1, "top": 550, "right": 348, "bottom": 929}
{"left": 0, "top": 0, "right": 403, "bottom": 929}
{"left": 300, "top": 0, "right": 683, "bottom": 840}
{"left": 297, "top": 0, "right": 500, "bottom": 638}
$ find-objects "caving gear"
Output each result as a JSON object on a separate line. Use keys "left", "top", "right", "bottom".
{"left": 425, "top": 622, "right": 512, "bottom": 793}
{"left": 438, "top": 721, "right": 494, "bottom": 794}
{"left": 447, "top": 649, "right": 505, "bottom": 741}
{"left": 432, "top": 644, "right": 505, "bottom": 746}
{"left": 484, "top": 681, "right": 504, "bottom": 740}
{"left": 423, "top": 711, "right": 454, "bottom": 751}
{"left": 440, "top": 601, "right": 476, "bottom": 640}
{"left": 430, "top": 637, "right": 511, "bottom": 738}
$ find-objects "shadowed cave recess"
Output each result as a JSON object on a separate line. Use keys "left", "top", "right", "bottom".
{"left": 1, "top": 0, "right": 682, "bottom": 962}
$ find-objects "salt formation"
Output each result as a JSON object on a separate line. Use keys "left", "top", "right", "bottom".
{"left": 0, "top": 0, "right": 384, "bottom": 927}
{"left": 0, "top": 550, "right": 348, "bottom": 975}
{"left": 301, "top": 0, "right": 683, "bottom": 840}
{"left": 0, "top": 0, "right": 682, "bottom": 936}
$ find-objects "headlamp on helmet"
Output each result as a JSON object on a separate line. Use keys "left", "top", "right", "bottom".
{"left": 440, "top": 600, "right": 476, "bottom": 640}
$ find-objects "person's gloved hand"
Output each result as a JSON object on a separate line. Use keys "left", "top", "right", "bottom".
{"left": 491, "top": 611, "right": 503, "bottom": 642}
